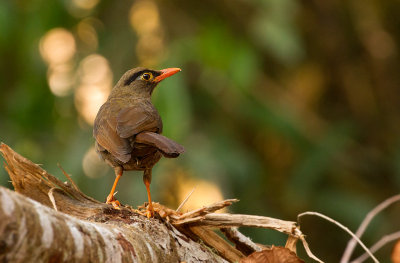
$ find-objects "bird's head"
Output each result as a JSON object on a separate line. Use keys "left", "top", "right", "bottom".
{"left": 114, "top": 67, "right": 181, "bottom": 97}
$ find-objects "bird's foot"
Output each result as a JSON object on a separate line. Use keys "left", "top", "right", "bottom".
{"left": 146, "top": 210, "right": 154, "bottom": 218}
{"left": 137, "top": 202, "right": 155, "bottom": 218}
{"left": 106, "top": 194, "right": 121, "bottom": 209}
{"left": 146, "top": 202, "right": 154, "bottom": 218}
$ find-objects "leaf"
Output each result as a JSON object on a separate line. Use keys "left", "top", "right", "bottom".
{"left": 392, "top": 240, "right": 400, "bottom": 263}
{"left": 240, "top": 246, "right": 304, "bottom": 263}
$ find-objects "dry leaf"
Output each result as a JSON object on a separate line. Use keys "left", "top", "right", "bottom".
{"left": 240, "top": 246, "right": 304, "bottom": 263}
{"left": 392, "top": 240, "right": 400, "bottom": 263}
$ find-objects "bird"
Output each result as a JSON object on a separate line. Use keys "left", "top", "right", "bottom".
{"left": 93, "top": 67, "right": 184, "bottom": 218}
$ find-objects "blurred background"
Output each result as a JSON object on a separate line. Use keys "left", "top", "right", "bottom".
{"left": 1, "top": 0, "right": 400, "bottom": 261}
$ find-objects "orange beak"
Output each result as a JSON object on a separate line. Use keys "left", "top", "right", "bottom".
{"left": 154, "top": 68, "right": 181, "bottom": 82}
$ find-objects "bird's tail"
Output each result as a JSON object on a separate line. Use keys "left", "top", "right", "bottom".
{"left": 135, "top": 132, "right": 185, "bottom": 158}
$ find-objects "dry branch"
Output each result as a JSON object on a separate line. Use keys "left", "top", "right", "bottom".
{"left": 0, "top": 143, "right": 314, "bottom": 262}
{"left": 341, "top": 194, "right": 400, "bottom": 263}
{"left": 0, "top": 143, "right": 228, "bottom": 263}
{"left": 0, "top": 144, "right": 230, "bottom": 262}
{"left": 298, "top": 212, "right": 378, "bottom": 263}
{"left": 221, "top": 227, "right": 262, "bottom": 255}
{"left": 173, "top": 199, "right": 239, "bottom": 221}
{"left": 351, "top": 230, "right": 400, "bottom": 263}
{"left": 0, "top": 187, "right": 202, "bottom": 262}
{"left": 185, "top": 213, "right": 298, "bottom": 235}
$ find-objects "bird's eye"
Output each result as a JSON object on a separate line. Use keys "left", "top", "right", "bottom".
{"left": 141, "top": 72, "right": 153, "bottom": 81}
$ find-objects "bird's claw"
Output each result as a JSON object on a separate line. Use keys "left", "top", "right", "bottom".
{"left": 106, "top": 194, "right": 121, "bottom": 209}
{"left": 145, "top": 202, "right": 154, "bottom": 218}
{"left": 146, "top": 208, "right": 154, "bottom": 219}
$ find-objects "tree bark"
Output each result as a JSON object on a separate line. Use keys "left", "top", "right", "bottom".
{"left": 0, "top": 186, "right": 229, "bottom": 263}
{"left": 0, "top": 143, "right": 229, "bottom": 263}
{"left": 0, "top": 143, "right": 310, "bottom": 263}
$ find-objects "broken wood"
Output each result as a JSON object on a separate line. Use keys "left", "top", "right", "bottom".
{"left": 0, "top": 143, "right": 313, "bottom": 262}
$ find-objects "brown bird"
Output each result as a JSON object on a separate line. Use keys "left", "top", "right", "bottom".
{"left": 93, "top": 67, "right": 184, "bottom": 217}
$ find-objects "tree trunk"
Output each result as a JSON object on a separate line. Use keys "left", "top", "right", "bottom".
{"left": 0, "top": 143, "right": 309, "bottom": 263}
{"left": 0, "top": 143, "right": 231, "bottom": 263}
{"left": 0, "top": 186, "right": 229, "bottom": 263}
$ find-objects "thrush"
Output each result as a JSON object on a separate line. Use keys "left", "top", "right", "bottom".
{"left": 93, "top": 67, "right": 184, "bottom": 218}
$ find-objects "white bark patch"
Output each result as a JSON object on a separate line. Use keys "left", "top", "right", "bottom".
{"left": 120, "top": 232, "right": 137, "bottom": 262}
{"left": 0, "top": 188, "right": 15, "bottom": 216}
{"left": 75, "top": 221, "right": 101, "bottom": 261}
{"left": 66, "top": 221, "right": 84, "bottom": 259}
{"left": 10, "top": 216, "right": 27, "bottom": 262}
{"left": 92, "top": 223, "right": 124, "bottom": 263}
{"left": 34, "top": 203, "right": 54, "bottom": 248}
{"left": 145, "top": 241, "right": 157, "bottom": 263}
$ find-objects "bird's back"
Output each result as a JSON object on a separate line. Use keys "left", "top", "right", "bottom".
{"left": 93, "top": 97, "right": 163, "bottom": 169}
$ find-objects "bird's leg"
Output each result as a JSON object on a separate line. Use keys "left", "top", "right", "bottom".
{"left": 143, "top": 169, "right": 154, "bottom": 218}
{"left": 106, "top": 166, "right": 123, "bottom": 209}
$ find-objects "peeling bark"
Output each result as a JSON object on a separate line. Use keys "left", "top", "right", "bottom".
{"left": 0, "top": 187, "right": 229, "bottom": 263}
{"left": 0, "top": 143, "right": 311, "bottom": 263}
{"left": 0, "top": 143, "right": 229, "bottom": 263}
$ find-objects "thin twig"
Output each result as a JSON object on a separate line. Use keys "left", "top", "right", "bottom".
{"left": 176, "top": 187, "right": 196, "bottom": 212}
{"left": 298, "top": 212, "right": 379, "bottom": 263}
{"left": 285, "top": 235, "right": 299, "bottom": 253}
{"left": 57, "top": 163, "right": 80, "bottom": 191}
{"left": 351, "top": 230, "right": 400, "bottom": 263}
{"left": 48, "top": 187, "right": 58, "bottom": 211}
{"left": 177, "top": 199, "right": 239, "bottom": 220}
{"left": 341, "top": 194, "right": 400, "bottom": 263}
{"left": 300, "top": 235, "right": 325, "bottom": 263}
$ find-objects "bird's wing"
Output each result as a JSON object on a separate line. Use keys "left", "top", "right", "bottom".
{"left": 116, "top": 105, "right": 162, "bottom": 138}
{"left": 93, "top": 107, "right": 132, "bottom": 163}
{"left": 135, "top": 132, "right": 185, "bottom": 158}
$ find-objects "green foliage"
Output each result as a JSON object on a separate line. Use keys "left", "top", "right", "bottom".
{"left": 1, "top": 0, "right": 400, "bottom": 261}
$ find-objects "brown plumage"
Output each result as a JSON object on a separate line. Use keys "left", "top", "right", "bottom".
{"left": 93, "top": 67, "right": 184, "bottom": 217}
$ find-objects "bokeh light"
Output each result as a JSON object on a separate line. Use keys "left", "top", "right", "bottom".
{"left": 66, "top": 0, "right": 100, "bottom": 18}
{"left": 47, "top": 64, "right": 75, "bottom": 97}
{"left": 39, "top": 28, "right": 76, "bottom": 97}
{"left": 129, "top": 0, "right": 164, "bottom": 66}
{"left": 130, "top": 0, "right": 160, "bottom": 34}
{"left": 72, "top": 0, "right": 100, "bottom": 10}
{"left": 39, "top": 28, "right": 76, "bottom": 65}
{"left": 82, "top": 146, "right": 109, "bottom": 178}
{"left": 177, "top": 177, "right": 224, "bottom": 212}
{"left": 77, "top": 19, "right": 99, "bottom": 51}
{"left": 3, "top": 1, "right": 400, "bottom": 261}
{"left": 75, "top": 54, "right": 113, "bottom": 125}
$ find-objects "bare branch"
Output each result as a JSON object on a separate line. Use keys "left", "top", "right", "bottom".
{"left": 175, "top": 199, "right": 239, "bottom": 221}
{"left": 285, "top": 235, "right": 299, "bottom": 253}
{"left": 0, "top": 186, "right": 231, "bottom": 263}
{"left": 57, "top": 163, "right": 80, "bottom": 191}
{"left": 300, "top": 235, "right": 325, "bottom": 263}
{"left": 298, "top": 212, "right": 378, "bottom": 263}
{"left": 176, "top": 187, "right": 196, "bottom": 212}
{"left": 351, "top": 230, "right": 400, "bottom": 263}
{"left": 0, "top": 143, "right": 320, "bottom": 263}
{"left": 341, "top": 194, "right": 400, "bottom": 263}
{"left": 221, "top": 227, "right": 262, "bottom": 255}
{"left": 188, "top": 213, "right": 298, "bottom": 236}
{"left": 48, "top": 187, "right": 58, "bottom": 211}
{"left": 189, "top": 226, "right": 244, "bottom": 262}
{"left": 0, "top": 143, "right": 230, "bottom": 262}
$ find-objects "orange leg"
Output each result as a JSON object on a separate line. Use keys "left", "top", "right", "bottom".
{"left": 143, "top": 169, "right": 154, "bottom": 218}
{"left": 106, "top": 167, "right": 123, "bottom": 209}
